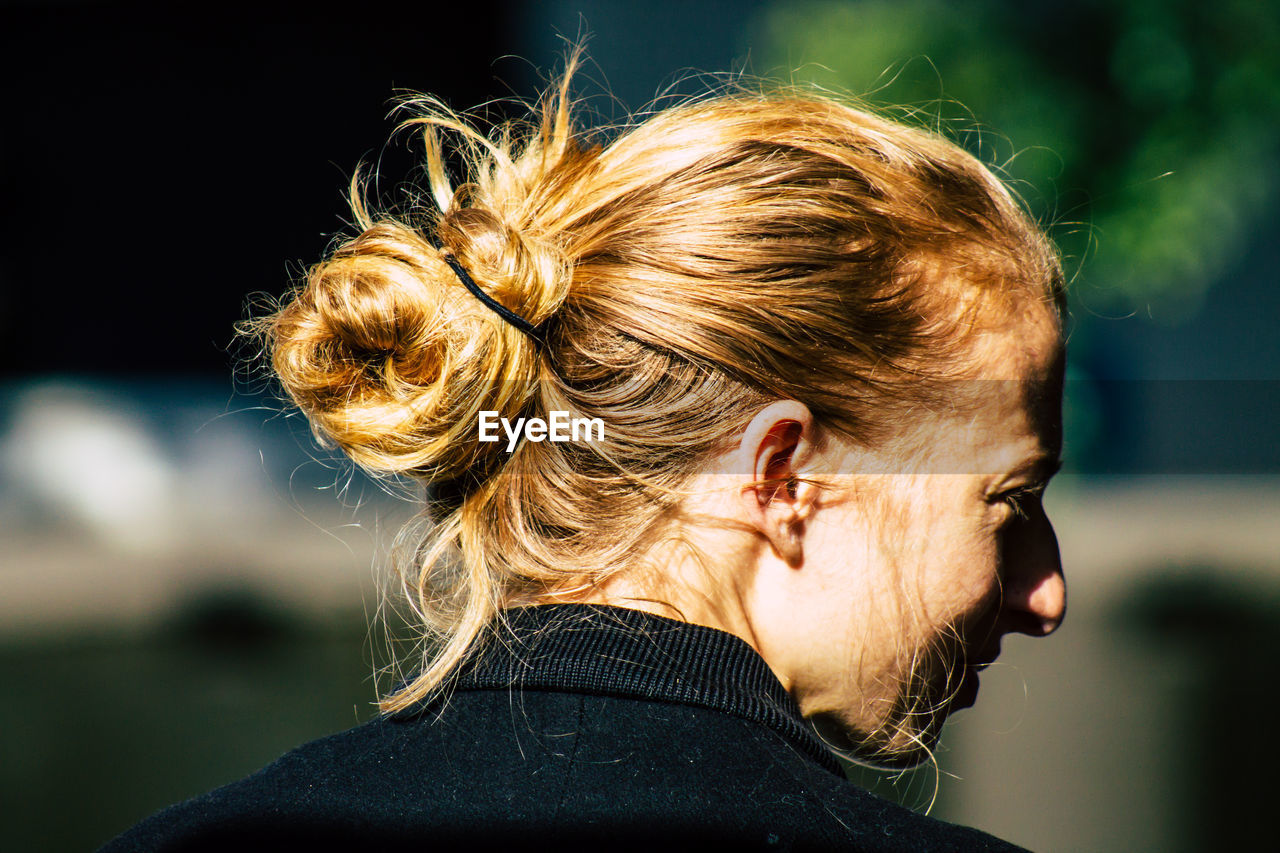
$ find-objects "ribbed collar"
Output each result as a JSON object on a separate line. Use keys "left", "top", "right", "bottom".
{"left": 440, "top": 603, "right": 844, "bottom": 775}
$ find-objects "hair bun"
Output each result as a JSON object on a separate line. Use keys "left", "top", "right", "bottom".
{"left": 436, "top": 206, "right": 567, "bottom": 333}
{"left": 268, "top": 216, "right": 556, "bottom": 479}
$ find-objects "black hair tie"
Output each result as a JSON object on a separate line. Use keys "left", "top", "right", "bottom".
{"left": 443, "top": 254, "right": 548, "bottom": 347}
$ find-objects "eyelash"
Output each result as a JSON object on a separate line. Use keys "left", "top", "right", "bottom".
{"left": 1001, "top": 484, "right": 1046, "bottom": 520}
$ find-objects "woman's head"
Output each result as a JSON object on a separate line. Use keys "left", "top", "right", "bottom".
{"left": 262, "top": 62, "right": 1065, "bottom": 765}
{"left": 715, "top": 312, "right": 1065, "bottom": 763}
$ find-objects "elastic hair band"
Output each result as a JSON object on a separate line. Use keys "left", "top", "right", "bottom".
{"left": 443, "top": 254, "right": 547, "bottom": 346}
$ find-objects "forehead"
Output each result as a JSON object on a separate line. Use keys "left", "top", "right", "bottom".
{"left": 965, "top": 303, "right": 1063, "bottom": 381}
{"left": 903, "top": 310, "right": 1064, "bottom": 475}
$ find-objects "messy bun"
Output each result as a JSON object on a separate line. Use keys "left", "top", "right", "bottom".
{"left": 269, "top": 202, "right": 565, "bottom": 479}
{"left": 258, "top": 57, "right": 1062, "bottom": 752}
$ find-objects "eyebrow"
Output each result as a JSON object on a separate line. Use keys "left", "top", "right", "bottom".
{"left": 998, "top": 451, "right": 1061, "bottom": 484}
{"left": 1028, "top": 454, "right": 1063, "bottom": 482}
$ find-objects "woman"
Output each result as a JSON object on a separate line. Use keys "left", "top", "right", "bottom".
{"left": 104, "top": 61, "right": 1065, "bottom": 852}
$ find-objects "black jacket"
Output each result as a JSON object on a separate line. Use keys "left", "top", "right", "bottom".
{"left": 101, "top": 604, "right": 1028, "bottom": 852}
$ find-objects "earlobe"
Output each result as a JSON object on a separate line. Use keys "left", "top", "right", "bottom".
{"left": 766, "top": 476, "right": 818, "bottom": 567}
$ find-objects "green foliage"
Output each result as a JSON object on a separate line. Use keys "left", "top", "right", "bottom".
{"left": 752, "top": 0, "right": 1280, "bottom": 323}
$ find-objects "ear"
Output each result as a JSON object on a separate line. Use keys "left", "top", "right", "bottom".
{"left": 736, "top": 400, "right": 817, "bottom": 567}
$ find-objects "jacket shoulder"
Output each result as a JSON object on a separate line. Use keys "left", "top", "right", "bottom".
{"left": 99, "top": 689, "right": 1029, "bottom": 852}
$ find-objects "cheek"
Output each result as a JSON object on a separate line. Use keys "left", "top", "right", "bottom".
{"left": 915, "top": 517, "right": 1004, "bottom": 628}
{"left": 795, "top": 501, "right": 906, "bottom": 682}
{"left": 803, "top": 512, "right": 884, "bottom": 642}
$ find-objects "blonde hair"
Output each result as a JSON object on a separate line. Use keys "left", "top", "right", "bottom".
{"left": 260, "top": 60, "right": 1063, "bottom": 746}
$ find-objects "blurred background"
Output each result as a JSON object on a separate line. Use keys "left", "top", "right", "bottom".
{"left": 3, "top": 1, "right": 1278, "bottom": 850}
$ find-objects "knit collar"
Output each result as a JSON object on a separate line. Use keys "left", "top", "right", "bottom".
{"left": 441, "top": 603, "right": 844, "bottom": 776}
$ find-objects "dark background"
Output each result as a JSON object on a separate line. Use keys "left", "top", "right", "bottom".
{"left": 1, "top": 0, "right": 520, "bottom": 376}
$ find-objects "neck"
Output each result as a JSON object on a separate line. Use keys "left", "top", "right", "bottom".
{"left": 577, "top": 525, "right": 769, "bottom": 667}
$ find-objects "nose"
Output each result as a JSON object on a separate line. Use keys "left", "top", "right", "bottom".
{"left": 1000, "top": 503, "right": 1066, "bottom": 637}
